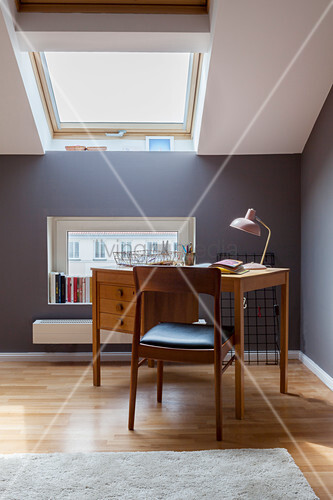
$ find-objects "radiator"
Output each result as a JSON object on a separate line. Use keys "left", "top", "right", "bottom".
{"left": 32, "top": 319, "right": 132, "bottom": 344}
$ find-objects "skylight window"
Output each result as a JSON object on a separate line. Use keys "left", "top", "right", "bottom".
{"left": 31, "top": 52, "right": 201, "bottom": 139}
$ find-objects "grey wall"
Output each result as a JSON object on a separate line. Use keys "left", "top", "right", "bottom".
{"left": 0, "top": 152, "right": 300, "bottom": 352}
{"left": 301, "top": 86, "right": 333, "bottom": 377}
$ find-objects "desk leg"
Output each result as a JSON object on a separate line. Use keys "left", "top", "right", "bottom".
{"left": 92, "top": 273, "right": 100, "bottom": 387}
{"left": 234, "top": 281, "right": 244, "bottom": 419}
{"left": 280, "top": 272, "right": 289, "bottom": 393}
{"left": 92, "top": 326, "right": 101, "bottom": 386}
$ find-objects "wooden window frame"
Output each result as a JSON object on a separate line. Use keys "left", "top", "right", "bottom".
{"left": 17, "top": 1, "right": 209, "bottom": 15}
{"left": 30, "top": 52, "right": 202, "bottom": 140}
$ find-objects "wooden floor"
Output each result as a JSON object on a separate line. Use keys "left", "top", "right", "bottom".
{"left": 0, "top": 360, "right": 332, "bottom": 498}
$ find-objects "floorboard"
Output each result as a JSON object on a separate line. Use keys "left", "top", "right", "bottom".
{"left": 0, "top": 360, "right": 332, "bottom": 498}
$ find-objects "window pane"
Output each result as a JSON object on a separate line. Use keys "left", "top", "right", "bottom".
{"left": 94, "top": 239, "right": 106, "bottom": 259}
{"left": 68, "top": 240, "right": 80, "bottom": 259}
{"left": 74, "top": 242, "right": 80, "bottom": 258}
{"left": 121, "top": 242, "right": 132, "bottom": 253}
{"left": 67, "top": 231, "right": 178, "bottom": 275}
{"left": 44, "top": 52, "right": 191, "bottom": 124}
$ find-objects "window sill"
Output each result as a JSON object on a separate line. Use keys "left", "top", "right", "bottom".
{"left": 44, "top": 138, "right": 195, "bottom": 152}
{"left": 48, "top": 302, "right": 92, "bottom": 305}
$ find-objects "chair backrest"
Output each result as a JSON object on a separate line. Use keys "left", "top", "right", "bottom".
{"left": 132, "top": 266, "right": 222, "bottom": 349}
{"left": 133, "top": 266, "right": 221, "bottom": 298}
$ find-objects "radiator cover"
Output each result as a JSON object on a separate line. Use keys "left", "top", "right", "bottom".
{"left": 32, "top": 319, "right": 132, "bottom": 344}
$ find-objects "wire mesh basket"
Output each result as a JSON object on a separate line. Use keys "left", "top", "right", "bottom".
{"left": 113, "top": 250, "right": 185, "bottom": 267}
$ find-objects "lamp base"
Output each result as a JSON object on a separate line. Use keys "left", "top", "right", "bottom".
{"left": 243, "top": 262, "right": 267, "bottom": 270}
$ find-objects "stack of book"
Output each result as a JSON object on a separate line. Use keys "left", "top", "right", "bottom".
{"left": 209, "top": 259, "right": 248, "bottom": 274}
{"left": 49, "top": 272, "right": 92, "bottom": 303}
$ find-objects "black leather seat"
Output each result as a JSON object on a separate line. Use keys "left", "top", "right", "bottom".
{"left": 140, "top": 322, "right": 234, "bottom": 350}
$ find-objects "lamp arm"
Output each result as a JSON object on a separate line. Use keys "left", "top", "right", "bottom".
{"left": 256, "top": 217, "right": 271, "bottom": 265}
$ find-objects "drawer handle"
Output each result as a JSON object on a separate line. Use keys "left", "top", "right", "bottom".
{"left": 116, "top": 288, "right": 123, "bottom": 297}
{"left": 116, "top": 303, "right": 124, "bottom": 312}
{"left": 119, "top": 319, "right": 124, "bottom": 326}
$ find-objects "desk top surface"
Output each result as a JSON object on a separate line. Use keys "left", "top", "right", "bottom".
{"left": 91, "top": 266, "right": 289, "bottom": 278}
{"left": 92, "top": 265, "right": 289, "bottom": 272}
{"left": 91, "top": 266, "right": 289, "bottom": 293}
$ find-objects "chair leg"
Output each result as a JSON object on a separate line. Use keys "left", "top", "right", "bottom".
{"left": 157, "top": 361, "right": 163, "bottom": 403}
{"left": 128, "top": 352, "right": 139, "bottom": 431}
{"left": 214, "top": 359, "right": 223, "bottom": 441}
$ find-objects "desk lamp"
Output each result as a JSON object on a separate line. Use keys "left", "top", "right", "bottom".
{"left": 230, "top": 208, "right": 271, "bottom": 270}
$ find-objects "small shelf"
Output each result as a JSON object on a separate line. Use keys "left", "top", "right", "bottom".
{"left": 48, "top": 302, "right": 92, "bottom": 306}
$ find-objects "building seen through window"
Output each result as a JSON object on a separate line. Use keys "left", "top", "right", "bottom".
{"left": 94, "top": 239, "right": 106, "bottom": 260}
{"left": 67, "top": 231, "right": 178, "bottom": 275}
{"left": 68, "top": 241, "right": 80, "bottom": 259}
{"left": 121, "top": 242, "right": 132, "bottom": 253}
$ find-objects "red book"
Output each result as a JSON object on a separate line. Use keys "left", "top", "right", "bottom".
{"left": 73, "top": 277, "right": 77, "bottom": 303}
{"left": 78, "top": 277, "right": 81, "bottom": 303}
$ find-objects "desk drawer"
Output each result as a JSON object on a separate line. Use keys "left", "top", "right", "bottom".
{"left": 100, "top": 298, "right": 136, "bottom": 317}
{"left": 99, "top": 284, "right": 136, "bottom": 302}
{"left": 99, "top": 312, "right": 134, "bottom": 333}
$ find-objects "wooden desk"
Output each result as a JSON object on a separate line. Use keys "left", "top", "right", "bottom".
{"left": 92, "top": 267, "right": 289, "bottom": 420}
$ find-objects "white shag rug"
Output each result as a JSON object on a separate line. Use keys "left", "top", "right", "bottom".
{"left": 0, "top": 449, "right": 317, "bottom": 500}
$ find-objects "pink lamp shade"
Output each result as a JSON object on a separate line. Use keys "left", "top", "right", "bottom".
{"left": 230, "top": 208, "right": 261, "bottom": 236}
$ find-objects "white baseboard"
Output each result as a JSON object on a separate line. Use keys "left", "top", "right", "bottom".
{"left": 0, "top": 350, "right": 299, "bottom": 363}
{"left": 299, "top": 352, "right": 333, "bottom": 391}
{"left": 285, "top": 350, "right": 300, "bottom": 360}
{"left": 0, "top": 352, "right": 131, "bottom": 362}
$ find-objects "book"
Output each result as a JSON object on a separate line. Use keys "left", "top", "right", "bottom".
{"left": 56, "top": 273, "right": 61, "bottom": 303}
{"left": 82, "top": 277, "right": 86, "bottom": 303}
{"left": 61, "top": 274, "right": 66, "bottom": 303}
{"left": 213, "top": 266, "right": 249, "bottom": 275}
{"left": 73, "top": 277, "right": 78, "bottom": 303}
{"left": 49, "top": 272, "right": 58, "bottom": 303}
{"left": 86, "top": 277, "right": 90, "bottom": 303}
{"left": 210, "top": 259, "right": 243, "bottom": 270}
{"left": 194, "top": 262, "right": 248, "bottom": 274}
{"left": 66, "top": 277, "right": 71, "bottom": 303}
{"left": 77, "top": 277, "right": 81, "bottom": 303}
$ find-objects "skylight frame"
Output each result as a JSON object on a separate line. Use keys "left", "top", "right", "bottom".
{"left": 17, "top": 1, "right": 209, "bottom": 15}
{"left": 30, "top": 52, "right": 202, "bottom": 140}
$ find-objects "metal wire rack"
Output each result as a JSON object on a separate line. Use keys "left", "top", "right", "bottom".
{"left": 113, "top": 250, "right": 184, "bottom": 267}
{"left": 218, "top": 252, "right": 280, "bottom": 365}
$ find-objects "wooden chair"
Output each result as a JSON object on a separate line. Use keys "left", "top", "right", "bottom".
{"left": 128, "top": 266, "right": 235, "bottom": 441}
